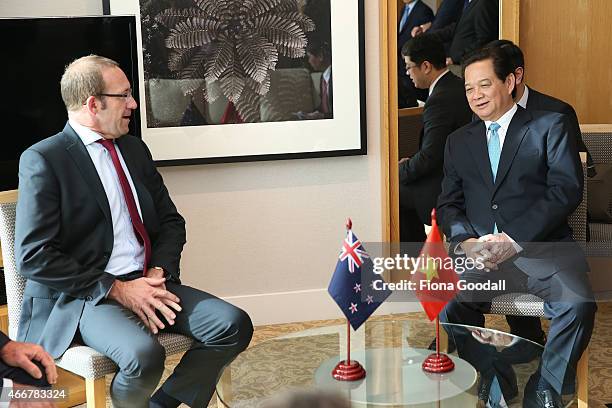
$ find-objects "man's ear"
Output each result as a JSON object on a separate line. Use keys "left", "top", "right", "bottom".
{"left": 506, "top": 72, "right": 516, "bottom": 95}
{"left": 422, "top": 60, "right": 432, "bottom": 74}
{"left": 514, "top": 67, "right": 525, "bottom": 85}
{"left": 84, "top": 95, "right": 99, "bottom": 114}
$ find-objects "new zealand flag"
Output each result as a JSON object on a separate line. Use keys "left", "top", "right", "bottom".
{"left": 328, "top": 229, "right": 392, "bottom": 330}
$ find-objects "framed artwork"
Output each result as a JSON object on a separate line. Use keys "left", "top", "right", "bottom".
{"left": 103, "top": 0, "right": 367, "bottom": 166}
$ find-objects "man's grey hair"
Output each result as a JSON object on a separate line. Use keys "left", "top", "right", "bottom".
{"left": 60, "top": 55, "right": 120, "bottom": 112}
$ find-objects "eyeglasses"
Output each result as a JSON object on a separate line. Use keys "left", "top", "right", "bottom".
{"left": 96, "top": 90, "right": 133, "bottom": 100}
{"left": 405, "top": 63, "right": 420, "bottom": 71}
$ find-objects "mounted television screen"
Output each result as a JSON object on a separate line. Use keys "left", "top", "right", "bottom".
{"left": 0, "top": 15, "right": 140, "bottom": 191}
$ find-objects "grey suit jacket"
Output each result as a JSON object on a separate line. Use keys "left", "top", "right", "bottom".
{"left": 14, "top": 123, "right": 186, "bottom": 358}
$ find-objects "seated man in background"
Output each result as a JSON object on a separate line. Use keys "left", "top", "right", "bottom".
{"left": 0, "top": 331, "right": 57, "bottom": 407}
{"left": 399, "top": 34, "right": 471, "bottom": 244}
{"left": 438, "top": 46, "right": 596, "bottom": 408}
{"left": 397, "top": 0, "right": 434, "bottom": 107}
{"left": 15, "top": 55, "right": 253, "bottom": 408}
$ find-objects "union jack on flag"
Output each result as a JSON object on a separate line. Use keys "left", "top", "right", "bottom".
{"left": 339, "top": 230, "right": 369, "bottom": 273}
{"left": 328, "top": 228, "right": 392, "bottom": 330}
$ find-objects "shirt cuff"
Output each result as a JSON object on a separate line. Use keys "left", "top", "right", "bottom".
{"left": 502, "top": 232, "right": 523, "bottom": 253}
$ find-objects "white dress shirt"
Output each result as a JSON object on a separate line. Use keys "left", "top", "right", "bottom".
{"left": 69, "top": 120, "right": 145, "bottom": 276}
{"left": 516, "top": 85, "right": 530, "bottom": 109}
{"left": 484, "top": 104, "right": 518, "bottom": 148}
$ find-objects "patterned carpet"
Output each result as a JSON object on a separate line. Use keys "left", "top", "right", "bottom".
{"left": 81, "top": 301, "right": 612, "bottom": 407}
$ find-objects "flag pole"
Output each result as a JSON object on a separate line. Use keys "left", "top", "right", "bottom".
{"left": 346, "top": 319, "right": 351, "bottom": 364}
{"left": 421, "top": 209, "right": 455, "bottom": 373}
{"left": 331, "top": 218, "right": 366, "bottom": 381}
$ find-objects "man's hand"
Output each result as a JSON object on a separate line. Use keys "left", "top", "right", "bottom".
{"left": 411, "top": 22, "right": 431, "bottom": 37}
{"left": 9, "top": 382, "right": 57, "bottom": 408}
{"left": 478, "top": 233, "right": 518, "bottom": 266}
{"left": 145, "top": 267, "right": 166, "bottom": 290}
{"left": 0, "top": 341, "right": 57, "bottom": 385}
{"left": 398, "top": 157, "right": 410, "bottom": 165}
{"left": 459, "top": 238, "right": 497, "bottom": 271}
{"left": 108, "top": 277, "right": 182, "bottom": 334}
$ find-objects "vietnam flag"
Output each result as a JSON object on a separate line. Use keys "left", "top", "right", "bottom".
{"left": 411, "top": 209, "right": 459, "bottom": 321}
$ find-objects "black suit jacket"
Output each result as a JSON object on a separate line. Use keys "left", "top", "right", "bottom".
{"left": 14, "top": 123, "right": 186, "bottom": 358}
{"left": 398, "top": 0, "right": 434, "bottom": 107}
{"left": 399, "top": 71, "right": 472, "bottom": 224}
{"left": 526, "top": 87, "right": 594, "bottom": 173}
{"left": 431, "top": 0, "right": 499, "bottom": 64}
{"left": 431, "top": 0, "right": 464, "bottom": 30}
{"left": 437, "top": 107, "right": 588, "bottom": 279}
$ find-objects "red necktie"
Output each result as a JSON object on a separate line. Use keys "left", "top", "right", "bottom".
{"left": 320, "top": 77, "right": 330, "bottom": 114}
{"left": 97, "top": 139, "right": 151, "bottom": 273}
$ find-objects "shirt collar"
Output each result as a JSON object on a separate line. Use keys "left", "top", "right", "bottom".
{"left": 429, "top": 69, "right": 450, "bottom": 96}
{"left": 484, "top": 103, "right": 518, "bottom": 132}
{"left": 68, "top": 119, "right": 105, "bottom": 146}
{"left": 516, "top": 85, "right": 529, "bottom": 109}
{"left": 323, "top": 65, "right": 332, "bottom": 82}
{"left": 404, "top": 1, "right": 417, "bottom": 15}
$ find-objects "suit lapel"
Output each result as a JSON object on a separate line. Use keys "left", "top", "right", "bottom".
{"left": 63, "top": 123, "right": 112, "bottom": 223}
{"left": 492, "top": 107, "right": 531, "bottom": 195}
{"left": 466, "top": 121, "right": 495, "bottom": 189}
{"left": 115, "top": 138, "right": 149, "bottom": 225}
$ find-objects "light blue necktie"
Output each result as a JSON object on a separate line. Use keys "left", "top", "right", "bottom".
{"left": 399, "top": 5, "right": 410, "bottom": 33}
{"left": 488, "top": 122, "right": 501, "bottom": 233}
{"left": 488, "top": 375, "right": 504, "bottom": 407}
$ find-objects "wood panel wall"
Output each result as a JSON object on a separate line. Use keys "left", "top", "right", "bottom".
{"left": 518, "top": 0, "right": 612, "bottom": 124}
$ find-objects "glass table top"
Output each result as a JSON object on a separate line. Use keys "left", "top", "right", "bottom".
{"left": 215, "top": 317, "right": 574, "bottom": 407}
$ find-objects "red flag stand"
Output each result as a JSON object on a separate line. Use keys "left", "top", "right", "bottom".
{"left": 332, "top": 320, "right": 366, "bottom": 381}
{"left": 422, "top": 316, "right": 455, "bottom": 373}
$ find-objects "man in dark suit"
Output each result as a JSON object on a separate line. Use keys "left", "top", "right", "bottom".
{"left": 428, "top": 0, "right": 499, "bottom": 67}
{"left": 0, "top": 332, "right": 57, "bottom": 406}
{"left": 15, "top": 55, "right": 253, "bottom": 408}
{"left": 397, "top": 0, "right": 434, "bottom": 107}
{"left": 411, "top": 0, "right": 464, "bottom": 43}
{"left": 437, "top": 46, "right": 596, "bottom": 407}
{"left": 399, "top": 34, "right": 471, "bottom": 244}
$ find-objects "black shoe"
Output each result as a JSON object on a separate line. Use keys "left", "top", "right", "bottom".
{"left": 523, "top": 389, "right": 562, "bottom": 408}
{"left": 428, "top": 336, "right": 456, "bottom": 353}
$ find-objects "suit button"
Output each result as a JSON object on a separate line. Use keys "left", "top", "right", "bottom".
{"left": 86, "top": 296, "right": 93, "bottom": 301}
{"left": 492, "top": 204, "right": 498, "bottom": 210}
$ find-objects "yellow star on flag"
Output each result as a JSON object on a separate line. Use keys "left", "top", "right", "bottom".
{"left": 420, "top": 256, "right": 439, "bottom": 281}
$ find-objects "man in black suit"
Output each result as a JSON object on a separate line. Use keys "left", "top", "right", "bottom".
{"left": 437, "top": 46, "right": 596, "bottom": 407}
{"left": 411, "top": 0, "right": 464, "bottom": 44}
{"left": 15, "top": 55, "right": 253, "bottom": 408}
{"left": 399, "top": 34, "right": 471, "bottom": 244}
{"left": 428, "top": 0, "right": 499, "bottom": 67}
{"left": 397, "top": 0, "right": 434, "bottom": 107}
{"left": 0, "top": 332, "right": 57, "bottom": 407}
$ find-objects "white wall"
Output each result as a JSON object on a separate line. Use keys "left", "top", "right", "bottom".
{"left": 1, "top": 0, "right": 400, "bottom": 325}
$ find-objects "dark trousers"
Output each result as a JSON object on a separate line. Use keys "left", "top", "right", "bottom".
{"left": 78, "top": 282, "right": 253, "bottom": 408}
{"left": 0, "top": 360, "right": 50, "bottom": 387}
{"left": 441, "top": 263, "right": 596, "bottom": 395}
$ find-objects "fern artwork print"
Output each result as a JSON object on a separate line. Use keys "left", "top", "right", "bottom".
{"left": 104, "top": 0, "right": 366, "bottom": 165}
{"left": 138, "top": 0, "right": 333, "bottom": 127}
